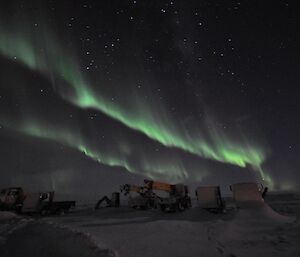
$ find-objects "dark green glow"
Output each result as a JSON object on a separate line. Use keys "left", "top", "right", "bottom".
{"left": 0, "top": 22, "right": 273, "bottom": 186}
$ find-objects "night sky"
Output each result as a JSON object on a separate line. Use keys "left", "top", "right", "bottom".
{"left": 0, "top": 0, "right": 298, "bottom": 196}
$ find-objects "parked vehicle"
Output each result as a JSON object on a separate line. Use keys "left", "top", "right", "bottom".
{"left": 0, "top": 187, "right": 75, "bottom": 215}
{"left": 95, "top": 192, "right": 120, "bottom": 209}
{"left": 0, "top": 187, "right": 25, "bottom": 212}
{"left": 144, "top": 180, "right": 192, "bottom": 212}
{"left": 120, "top": 180, "right": 191, "bottom": 212}
{"left": 120, "top": 183, "right": 157, "bottom": 209}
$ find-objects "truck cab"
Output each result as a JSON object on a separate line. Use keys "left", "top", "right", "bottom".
{"left": 0, "top": 187, "right": 25, "bottom": 212}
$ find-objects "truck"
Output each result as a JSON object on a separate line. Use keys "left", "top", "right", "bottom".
{"left": 144, "top": 180, "right": 192, "bottom": 212}
{"left": 0, "top": 187, "right": 75, "bottom": 215}
{"left": 120, "top": 180, "right": 191, "bottom": 212}
{"left": 120, "top": 184, "right": 157, "bottom": 209}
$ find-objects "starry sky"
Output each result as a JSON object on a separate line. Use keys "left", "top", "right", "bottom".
{"left": 0, "top": 0, "right": 298, "bottom": 197}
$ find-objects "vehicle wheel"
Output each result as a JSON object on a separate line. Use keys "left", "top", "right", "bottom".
{"left": 15, "top": 205, "right": 23, "bottom": 214}
{"left": 160, "top": 205, "right": 167, "bottom": 212}
{"left": 177, "top": 202, "right": 185, "bottom": 212}
{"left": 146, "top": 201, "right": 153, "bottom": 210}
{"left": 169, "top": 204, "right": 177, "bottom": 212}
{"left": 57, "top": 209, "right": 65, "bottom": 215}
{"left": 40, "top": 208, "right": 48, "bottom": 216}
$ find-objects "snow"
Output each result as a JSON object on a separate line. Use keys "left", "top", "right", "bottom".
{"left": 0, "top": 218, "right": 116, "bottom": 257}
{"left": 1, "top": 193, "right": 300, "bottom": 257}
{"left": 0, "top": 211, "right": 18, "bottom": 221}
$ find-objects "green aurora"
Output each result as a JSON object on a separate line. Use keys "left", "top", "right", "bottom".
{"left": 0, "top": 22, "right": 273, "bottom": 186}
{"left": 3, "top": 117, "right": 193, "bottom": 182}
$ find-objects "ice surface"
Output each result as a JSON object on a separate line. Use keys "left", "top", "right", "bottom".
{"left": 0, "top": 193, "right": 300, "bottom": 257}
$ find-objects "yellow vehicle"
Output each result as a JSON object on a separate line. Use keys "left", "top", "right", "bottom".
{"left": 120, "top": 184, "right": 144, "bottom": 195}
{"left": 120, "top": 183, "right": 155, "bottom": 209}
{"left": 144, "top": 180, "right": 192, "bottom": 212}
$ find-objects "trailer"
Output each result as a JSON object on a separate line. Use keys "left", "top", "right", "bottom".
{"left": 230, "top": 182, "right": 268, "bottom": 208}
{"left": 195, "top": 186, "right": 224, "bottom": 213}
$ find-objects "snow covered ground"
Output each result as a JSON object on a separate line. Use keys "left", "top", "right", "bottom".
{"left": 0, "top": 213, "right": 116, "bottom": 257}
{"left": 1, "top": 193, "right": 300, "bottom": 257}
